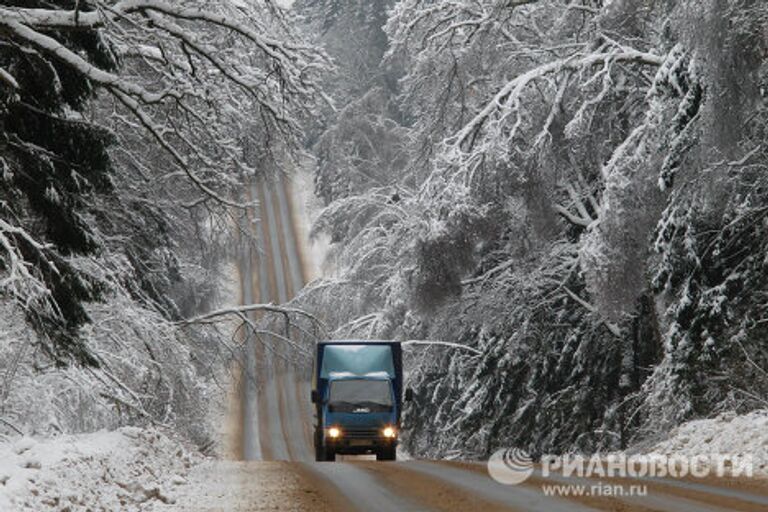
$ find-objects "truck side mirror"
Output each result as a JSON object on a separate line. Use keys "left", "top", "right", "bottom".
{"left": 405, "top": 388, "right": 414, "bottom": 402}
{"left": 311, "top": 390, "right": 320, "bottom": 403}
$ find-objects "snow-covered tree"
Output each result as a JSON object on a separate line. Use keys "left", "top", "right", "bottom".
{"left": 305, "top": 0, "right": 768, "bottom": 456}
{"left": 0, "top": 0, "right": 327, "bottom": 363}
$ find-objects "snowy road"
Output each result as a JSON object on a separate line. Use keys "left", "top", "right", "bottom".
{"left": 225, "top": 175, "right": 768, "bottom": 512}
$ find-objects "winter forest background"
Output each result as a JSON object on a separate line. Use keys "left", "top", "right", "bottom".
{"left": 1, "top": 0, "right": 768, "bottom": 460}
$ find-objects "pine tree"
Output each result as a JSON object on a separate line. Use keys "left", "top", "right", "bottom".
{"left": 0, "top": 0, "right": 117, "bottom": 365}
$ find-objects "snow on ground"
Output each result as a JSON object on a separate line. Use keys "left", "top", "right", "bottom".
{"left": 289, "top": 158, "right": 329, "bottom": 280}
{"left": 646, "top": 409, "right": 768, "bottom": 477}
{"left": 0, "top": 427, "right": 202, "bottom": 511}
{"left": 153, "top": 460, "right": 336, "bottom": 512}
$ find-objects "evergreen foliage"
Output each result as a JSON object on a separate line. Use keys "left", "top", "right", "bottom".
{"left": 0, "top": 0, "right": 117, "bottom": 365}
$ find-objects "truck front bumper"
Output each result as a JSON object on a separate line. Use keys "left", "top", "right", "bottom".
{"left": 326, "top": 436, "right": 396, "bottom": 455}
{"left": 323, "top": 425, "right": 398, "bottom": 455}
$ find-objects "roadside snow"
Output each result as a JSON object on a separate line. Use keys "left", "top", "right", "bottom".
{"left": 647, "top": 410, "right": 768, "bottom": 476}
{"left": 0, "top": 427, "right": 202, "bottom": 511}
{"left": 289, "top": 159, "right": 329, "bottom": 280}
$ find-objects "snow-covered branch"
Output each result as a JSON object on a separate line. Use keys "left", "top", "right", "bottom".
{"left": 0, "top": 66, "right": 19, "bottom": 89}
{"left": 0, "top": 1, "right": 328, "bottom": 208}
{"left": 178, "top": 303, "right": 323, "bottom": 326}
{"left": 562, "top": 286, "right": 621, "bottom": 337}
{"left": 0, "top": 220, "right": 55, "bottom": 313}
{"left": 402, "top": 339, "right": 483, "bottom": 355}
{"left": 178, "top": 303, "right": 327, "bottom": 355}
{"left": 447, "top": 48, "right": 664, "bottom": 156}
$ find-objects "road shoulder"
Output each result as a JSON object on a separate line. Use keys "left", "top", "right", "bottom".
{"left": 153, "top": 460, "right": 336, "bottom": 511}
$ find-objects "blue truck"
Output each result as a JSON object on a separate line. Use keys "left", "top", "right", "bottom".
{"left": 311, "top": 341, "right": 412, "bottom": 461}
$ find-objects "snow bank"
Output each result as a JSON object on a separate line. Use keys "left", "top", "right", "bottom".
{"left": 289, "top": 160, "right": 329, "bottom": 280}
{"left": 647, "top": 410, "right": 768, "bottom": 476}
{"left": 0, "top": 427, "right": 202, "bottom": 511}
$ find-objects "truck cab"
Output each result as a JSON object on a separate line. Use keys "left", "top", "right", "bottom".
{"left": 311, "top": 341, "right": 411, "bottom": 461}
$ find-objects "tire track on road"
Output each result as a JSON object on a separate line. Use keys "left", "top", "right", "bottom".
{"left": 303, "top": 462, "right": 437, "bottom": 512}
{"left": 251, "top": 181, "right": 291, "bottom": 461}
{"left": 272, "top": 172, "right": 315, "bottom": 462}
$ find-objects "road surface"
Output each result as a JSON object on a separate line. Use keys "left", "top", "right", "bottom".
{"left": 220, "top": 173, "right": 768, "bottom": 511}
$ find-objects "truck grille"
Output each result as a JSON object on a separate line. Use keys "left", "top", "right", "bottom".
{"left": 343, "top": 427, "right": 380, "bottom": 439}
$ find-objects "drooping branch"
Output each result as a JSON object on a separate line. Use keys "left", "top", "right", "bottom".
{"left": 0, "top": 1, "right": 329, "bottom": 209}
{"left": 177, "top": 303, "right": 329, "bottom": 353}
{"left": 178, "top": 303, "right": 321, "bottom": 324}
{"left": 402, "top": 339, "right": 483, "bottom": 355}
{"left": 0, "top": 219, "right": 56, "bottom": 311}
{"left": 447, "top": 48, "right": 664, "bottom": 155}
{"left": 110, "top": 89, "right": 244, "bottom": 208}
{"left": 0, "top": 66, "right": 19, "bottom": 89}
{"left": 0, "top": 18, "right": 174, "bottom": 104}
{"left": 562, "top": 286, "right": 621, "bottom": 337}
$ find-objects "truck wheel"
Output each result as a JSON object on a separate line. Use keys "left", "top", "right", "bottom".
{"left": 323, "top": 447, "right": 335, "bottom": 462}
{"left": 377, "top": 446, "right": 396, "bottom": 461}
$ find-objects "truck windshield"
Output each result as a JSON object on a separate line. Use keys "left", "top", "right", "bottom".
{"left": 328, "top": 379, "right": 393, "bottom": 413}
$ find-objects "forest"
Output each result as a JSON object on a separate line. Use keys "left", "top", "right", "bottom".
{"left": 1, "top": 0, "right": 767, "bottom": 464}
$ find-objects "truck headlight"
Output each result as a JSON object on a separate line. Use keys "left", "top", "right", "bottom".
{"left": 328, "top": 427, "right": 342, "bottom": 439}
{"left": 382, "top": 426, "right": 397, "bottom": 439}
